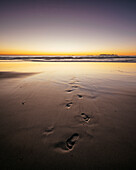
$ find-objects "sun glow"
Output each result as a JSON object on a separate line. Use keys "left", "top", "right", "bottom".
{"left": 0, "top": 50, "right": 136, "bottom": 56}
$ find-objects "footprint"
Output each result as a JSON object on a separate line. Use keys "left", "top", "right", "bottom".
{"left": 65, "top": 89, "right": 74, "bottom": 93}
{"left": 90, "top": 95, "right": 97, "bottom": 99}
{"left": 66, "top": 102, "right": 73, "bottom": 108}
{"left": 81, "top": 113, "right": 90, "bottom": 122}
{"left": 55, "top": 133, "right": 79, "bottom": 152}
{"left": 72, "top": 85, "right": 78, "bottom": 88}
{"left": 66, "top": 133, "right": 79, "bottom": 150}
{"left": 87, "top": 95, "right": 97, "bottom": 99}
{"left": 69, "top": 80, "right": 79, "bottom": 85}
{"left": 77, "top": 94, "right": 83, "bottom": 98}
{"left": 43, "top": 126, "right": 54, "bottom": 136}
{"left": 69, "top": 81, "right": 75, "bottom": 85}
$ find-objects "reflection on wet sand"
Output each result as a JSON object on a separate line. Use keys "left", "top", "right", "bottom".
{"left": 0, "top": 62, "right": 136, "bottom": 169}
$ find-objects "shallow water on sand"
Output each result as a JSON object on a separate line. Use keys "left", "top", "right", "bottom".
{"left": 0, "top": 62, "right": 136, "bottom": 169}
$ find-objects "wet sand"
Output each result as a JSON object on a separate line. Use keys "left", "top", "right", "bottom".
{"left": 0, "top": 62, "right": 136, "bottom": 169}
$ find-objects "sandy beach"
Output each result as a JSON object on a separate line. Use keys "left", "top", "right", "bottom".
{"left": 0, "top": 62, "right": 136, "bottom": 169}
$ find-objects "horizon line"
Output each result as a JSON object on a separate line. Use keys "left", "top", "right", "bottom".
{"left": 0, "top": 53, "right": 136, "bottom": 56}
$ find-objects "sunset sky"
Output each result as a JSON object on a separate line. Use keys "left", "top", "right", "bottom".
{"left": 0, "top": 0, "right": 136, "bottom": 56}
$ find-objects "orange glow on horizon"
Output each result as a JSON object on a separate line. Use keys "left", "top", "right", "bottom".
{"left": 0, "top": 50, "right": 136, "bottom": 56}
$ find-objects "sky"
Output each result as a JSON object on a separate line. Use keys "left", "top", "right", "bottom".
{"left": 0, "top": 0, "right": 136, "bottom": 55}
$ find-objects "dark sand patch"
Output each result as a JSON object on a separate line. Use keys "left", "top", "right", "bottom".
{"left": 0, "top": 71, "right": 39, "bottom": 79}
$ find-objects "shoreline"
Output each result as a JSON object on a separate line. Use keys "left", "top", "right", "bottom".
{"left": 0, "top": 60, "right": 136, "bottom": 63}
